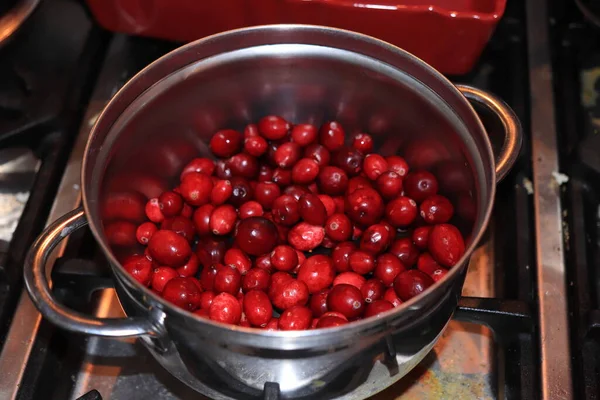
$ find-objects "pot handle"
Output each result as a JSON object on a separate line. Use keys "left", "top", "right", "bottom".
{"left": 24, "top": 207, "right": 156, "bottom": 337}
{"left": 457, "top": 85, "right": 523, "bottom": 182}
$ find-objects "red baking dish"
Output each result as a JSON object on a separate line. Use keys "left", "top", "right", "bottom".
{"left": 84, "top": 0, "right": 506, "bottom": 75}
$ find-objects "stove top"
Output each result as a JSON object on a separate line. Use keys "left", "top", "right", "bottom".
{"left": 0, "top": 0, "right": 583, "bottom": 399}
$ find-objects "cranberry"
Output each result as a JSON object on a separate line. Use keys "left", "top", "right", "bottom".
{"left": 333, "top": 147, "right": 363, "bottom": 176}
{"left": 333, "top": 196, "right": 345, "bottom": 213}
{"left": 325, "top": 214, "right": 352, "bottom": 242}
{"left": 404, "top": 170, "right": 439, "bottom": 202}
{"left": 394, "top": 270, "right": 434, "bottom": 301}
{"left": 360, "top": 224, "right": 391, "bottom": 255}
{"left": 242, "top": 268, "right": 271, "bottom": 292}
{"left": 228, "top": 153, "right": 259, "bottom": 179}
{"left": 287, "top": 222, "right": 325, "bottom": 251}
{"left": 145, "top": 198, "right": 164, "bottom": 223}
{"left": 416, "top": 252, "right": 439, "bottom": 275}
{"left": 254, "top": 254, "right": 274, "bottom": 273}
{"left": 385, "top": 196, "right": 417, "bottom": 228}
{"left": 209, "top": 292, "right": 242, "bottom": 324}
{"left": 270, "top": 279, "right": 309, "bottom": 310}
{"left": 136, "top": 222, "right": 157, "bottom": 245}
{"left": 297, "top": 255, "right": 335, "bottom": 294}
{"left": 180, "top": 158, "right": 216, "bottom": 181}
{"left": 200, "top": 291, "right": 215, "bottom": 310}
{"left": 363, "top": 154, "right": 388, "bottom": 180}
{"left": 292, "top": 158, "right": 320, "bottom": 184}
{"left": 264, "top": 318, "right": 279, "bottom": 330}
{"left": 159, "top": 191, "right": 184, "bottom": 217}
{"left": 244, "top": 123, "right": 259, "bottom": 138}
{"left": 213, "top": 264, "right": 242, "bottom": 294}
{"left": 386, "top": 156, "right": 409, "bottom": 178}
{"left": 428, "top": 223, "right": 465, "bottom": 267}
{"left": 318, "top": 166, "right": 348, "bottom": 195}
{"left": 412, "top": 226, "right": 432, "bottom": 250}
{"left": 215, "top": 159, "right": 233, "bottom": 180}
{"left": 270, "top": 245, "right": 299, "bottom": 272}
{"left": 309, "top": 289, "right": 330, "bottom": 317}
{"left": 161, "top": 216, "right": 195, "bottom": 242}
{"left": 234, "top": 217, "right": 278, "bottom": 256}
{"left": 333, "top": 271, "right": 366, "bottom": 289}
{"left": 431, "top": 268, "right": 449, "bottom": 282}
{"left": 291, "top": 124, "right": 317, "bottom": 146}
{"left": 361, "top": 279, "right": 385, "bottom": 303}
{"left": 389, "top": 238, "right": 419, "bottom": 267}
{"left": 258, "top": 115, "right": 290, "bottom": 140}
{"left": 273, "top": 142, "right": 300, "bottom": 168}
{"left": 210, "top": 180, "right": 232, "bottom": 205}
{"left": 244, "top": 135, "right": 268, "bottom": 157}
{"left": 239, "top": 201, "right": 264, "bottom": 219}
{"left": 162, "top": 277, "right": 202, "bottom": 311}
{"left": 383, "top": 287, "right": 403, "bottom": 307}
{"left": 192, "top": 204, "right": 214, "bottom": 237}
{"left": 352, "top": 133, "right": 373, "bottom": 154}
{"left": 148, "top": 230, "right": 192, "bottom": 267}
{"left": 209, "top": 204, "right": 237, "bottom": 235}
{"left": 272, "top": 168, "right": 292, "bottom": 187}
{"left": 123, "top": 255, "right": 153, "bottom": 286}
{"left": 177, "top": 253, "right": 200, "bottom": 277}
{"left": 254, "top": 182, "right": 281, "bottom": 209}
{"left": 257, "top": 165, "right": 273, "bottom": 182}
{"left": 364, "top": 299, "right": 394, "bottom": 318}
{"left": 283, "top": 185, "right": 310, "bottom": 201}
{"left": 348, "top": 250, "right": 376, "bottom": 274}
{"left": 345, "top": 188, "right": 384, "bottom": 226}
{"left": 195, "top": 237, "right": 227, "bottom": 267}
{"left": 209, "top": 129, "right": 243, "bottom": 158}
{"left": 420, "top": 194, "right": 454, "bottom": 224}
{"left": 179, "top": 173, "right": 213, "bottom": 207}
{"left": 279, "top": 305, "right": 312, "bottom": 331}
{"left": 243, "top": 290, "right": 273, "bottom": 327}
{"left": 318, "top": 195, "right": 336, "bottom": 217}
{"left": 319, "top": 121, "right": 345, "bottom": 151}
{"left": 376, "top": 171, "right": 403, "bottom": 199}
{"left": 180, "top": 203, "right": 193, "bottom": 218}
{"left": 317, "top": 315, "right": 348, "bottom": 328}
{"left": 151, "top": 266, "right": 179, "bottom": 293}
{"left": 224, "top": 248, "right": 252, "bottom": 275}
{"left": 229, "top": 177, "right": 253, "bottom": 207}
{"left": 352, "top": 225, "right": 363, "bottom": 241}
{"left": 297, "top": 194, "right": 327, "bottom": 226}
{"left": 327, "top": 284, "right": 364, "bottom": 320}
{"left": 347, "top": 176, "right": 373, "bottom": 195}
{"left": 374, "top": 253, "right": 406, "bottom": 286}
{"left": 304, "top": 144, "right": 331, "bottom": 167}
{"left": 331, "top": 242, "right": 356, "bottom": 272}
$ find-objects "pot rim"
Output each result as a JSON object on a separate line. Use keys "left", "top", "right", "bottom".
{"left": 82, "top": 24, "right": 496, "bottom": 339}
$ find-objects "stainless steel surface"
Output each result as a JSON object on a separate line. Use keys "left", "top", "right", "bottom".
{"left": 0, "top": 0, "right": 40, "bottom": 48}
{"left": 527, "top": 2, "right": 574, "bottom": 400}
{"left": 24, "top": 25, "right": 521, "bottom": 398}
{"left": 0, "top": 35, "right": 134, "bottom": 400}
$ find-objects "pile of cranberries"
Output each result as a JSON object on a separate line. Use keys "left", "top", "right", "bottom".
{"left": 113, "top": 116, "right": 466, "bottom": 331}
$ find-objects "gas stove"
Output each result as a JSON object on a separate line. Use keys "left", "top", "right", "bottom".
{"left": 0, "top": 0, "right": 583, "bottom": 399}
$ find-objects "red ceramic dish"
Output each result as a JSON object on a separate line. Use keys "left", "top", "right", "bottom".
{"left": 85, "top": 0, "right": 506, "bottom": 75}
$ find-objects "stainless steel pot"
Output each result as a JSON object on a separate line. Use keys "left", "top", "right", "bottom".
{"left": 23, "top": 25, "right": 522, "bottom": 399}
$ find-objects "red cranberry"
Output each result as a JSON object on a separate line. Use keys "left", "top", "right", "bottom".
{"left": 254, "top": 254, "right": 274, "bottom": 273}
{"left": 210, "top": 180, "right": 232, "bottom": 205}
{"left": 264, "top": 317, "right": 279, "bottom": 330}
{"left": 360, "top": 224, "right": 391, "bottom": 255}
{"left": 385, "top": 196, "right": 417, "bottom": 228}
{"left": 309, "top": 289, "right": 330, "bottom": 317}
{"left": 234, "top": 217, "right": 279, "bottom": 256}
{"left": 287, "top": 222, "right": 325, "bottom": 251}
{"left": 318, "top": 166, "right": 348, "bottom": 195}
{"left": 431, "top": 268, "right": 449, "bottom": 282}
{"left": 325, "top": 214, "right": 352, "bottom": 242}
{"left": 268, "top": 271, "right": 293, "bottom": 295}
{"left": 327, "top": 284, "right": 364, "bottom": 320}
{"left": 228, "top": 153, "right": 259, "bottom": 179}
{"left": 159, "top": 191, "right": 183, "bottom": 217}
{"left": 319, "top": 121, "right": 345, "bottom": 151}
{"left": 412, "top": 226, "right": 432, "bottom": 250}
{"left": 161, "top": 216, "right": 195, "bottom": 242}
{"left": 180, "top": 203, "right": 193, "bottom": 218}
{"left": 428, "top": 223, "right": 465, "bottom": 267}
{"left": 298, "top": 194, "right": 327, "bottom": 226}
{"left": 145, "top": 198, "right": 164, "bottom": 223}
{"left": 376, "top": 171, "right": 403, "bottom": 199}
{"left": 244, "top": 135, "right": 268, "bottom": 157}
{"left": 177, "top": 253, "right": 200, "bottom": 277}
{"left": 318, "top": 195, "right": 336, "bottom": 217}
{"left": 352, "top": 225, "right": 363, "bottom": 241}
{"left": 272, "top": 168, "right": 293, "bottom": 187}
{"left": 224, "top": 248, "right": 252, "bottom": 275}
{"left": 345, "top": 188, "right": 384, "bottom": 226}
{"left": 258, "top": 165, "right": 273, "bottom": 182}
{"left": 420, "top": 195, "right": 454, "bottom": 224}
{"left": 364, "top": 299, "right": 394, "bottom": 318}
{"left": 333, "top": 147, "right": 363, "bottom": 176}
{"left": 389, "top": 238, "right": 419, "bottom": 267}
{"left": 243, "top": 290, "right": 273, "bottom": 327}
{"left": 291, "top": 124, "right": 317, "bottom": 146}
{"left": 352, "top": 133, "right": 373, "bottom": 154}
{"left": 374, "top": 253, "right": 406, "bottom": 286}
{"left": 254, "top": 181, "right": 281, "bottom": 210}
{"left": 239, "top": 201, "right": 264, "bottom": 219}
{"left": 148, "top": 230, "right": 192, "bottom": 267}
{"left": 274, "top": 142, "right": 301, "bottom": 168}
{"left": 292, "top": 158, "right": 320, "bottom": 184}
{"left": 200, "top": 264, "right": 219, "bottom": 291}
{"left": 347, "top": 176, "right": 373, "bottom": 195}
{"left": 383, "top": 287, "right": 403, "bottom": 307}
{"left": 136, "top": 222, "right": 157, "bottom": 245}
{"left": 283, "top": 185, "right": 310, "bottom": 201}
{"left": 333, "top": 271, "right": 366, "bottom": 289}
{"left": 404, "top": 170, "right": 439, "bottom": 202}
{"left": 228, "top": 177, "right": 253, "bottom": 207}
{"left": 209, "top": 129, "right": 243, "bottom": 158}
{"left": 151, "top": 266, "right": 179, "bottom": 293}
{"left": 180, "top": 158, "right": 215, "bottom": 181}
{"left": 162, "top": 277, "right": 202, "bottom": 311}
{"left": 123, "top": 255, "right": 153, "bottom": 286}
{"left": 192, "top": 204, "right": 214, "bottom": 237}
{"left": 258, "top": 115, "right": 290, "bottom": 140}
{"left": 394, "top": 270, "right": 434, "bottom": 301}
{"left": 214, "top": 160, "right": 233, "bottom": 180}
{"left": 361, "top": 279, "right": 385, "bottom": 303}
{"left": 244, "top": 123, "right": 259, "bottom": 138}
{"left": 195, "top": 237, "right": 227, "bottom": 267}
{"left": 386, "top": 156, "right": 409, "bottom": 178}
{"left": 333, "top": 196, "right": 345, "bottom": 213}
{"left": 304, "top": 143, "right": 331, "bottom": 167}
{"left": 179, "top": 173, "right": 213, "bottom": 207}
{"left": 348, "top": 250, "right": 376, "bottom": 274}
{"left": 297, "top": 255, "right": 335, "bottom": 294}
{"left": 209, "top": 292, "right": 242, "bottom": 325}
{"left": 279, "top": 305, "right": 312, "bottom": 330}
{"left": 270, "top": 279, "right": 309, "bottom": 310}
{"left": 363, "top": 154, "right": 388, "bottom": 180}
{"left": 270, "top": 245, "right": 299, "bottom": 272}
{"left": 209, "top": 204, "right": 237, "bottom": 235}
{"left": 416, "top": 252, "right": 440, "bottom": 275}
{"left": 200, "top": 291, "right": 215, "bottom": 310}
{"left": 317, "top": 315, "right": 348, "bottom": 328}
{"left": 242, "top": 268, "right": 271, "bottom": 292}
{"left": 332, "top": 242, "right": 356, "bottom": 272}
{"left": 213, "top": 264, "right": 242, "bottom": 295}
